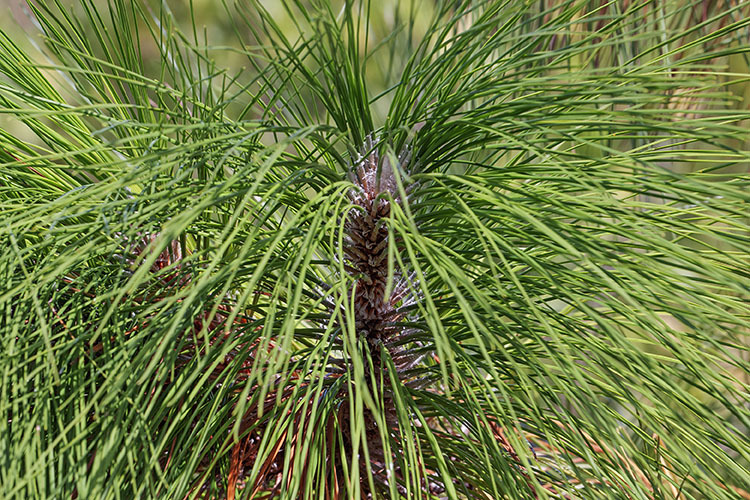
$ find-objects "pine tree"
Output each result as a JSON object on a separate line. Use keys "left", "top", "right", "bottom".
{"left": 1, "top": 1, "right": 749, "bottom": 499}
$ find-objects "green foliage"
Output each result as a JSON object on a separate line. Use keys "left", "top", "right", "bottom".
{"left": 1, "top": 0, "right": 749, "bottom": 498}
